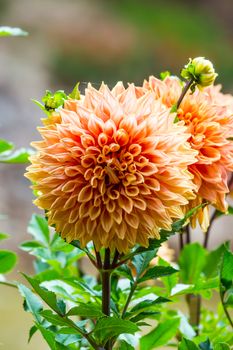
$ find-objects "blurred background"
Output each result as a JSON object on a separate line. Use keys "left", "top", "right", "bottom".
{"left": 0, "top": 0, "right": 233, "bottom": 349}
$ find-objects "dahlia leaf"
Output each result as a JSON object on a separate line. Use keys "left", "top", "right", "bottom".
{"left": 67, "top": 303, "right": 104, "bottom": 318}
{"left": 93, "top": 317, "right": 138, "bottom": 344}
{"left": 23, "top": 274, "right": 65, "bottom": 315}
{"left": 126, "top": 297, "right": 170, "bottom": 318}
{"left": 140, "top": 317, "right": 180, "bottom": 349}
{"left": 115, "top": 264, "right": 134, "bottom": 281}
{"left": 20, "top": 240, "right": 45, "bottom": 251}
{"left": 40, "top": 310, "right": 68, "bottom": 326}
{"left": 0, "top": 26, "right": 28, "bottom": 36}
{"left": 133, "top": 250, "right": 155, "bottom": 277}
{"left": 203, "top": 243, "right": 226, "bottom": 278}
{"left": 55, "top": 333, "right": 82, "bottom": 346}
{"left": 178, "top": 338, "right": 199, "bottom": 350}
{"left": 18, "top": 283, "right": 43, "bottom": 323}
{"left": 129, "top": 311, "right": 159, "bottom": 323}
{"left": 35, "top": 323, "right": 57, "bottom": 349}
{"left": 28, "top": 214, "right": 50, "bottom": 245}
{"left": 179, "top": 243, "right": 206, "bottom": 284}
{"left": 158, "top": 258, "right": 179, "bottom": 295}
{"left": 220, "top": 247, "right": 233, "bottom": 291}
{"left": 28, "top": 325, "right": 38, "bottom": 343}
{"left": 0, "top": 249, "right": 17, "bottom": 273}
{"left": 138, "top": 266, "right": 178, "bottom": 284}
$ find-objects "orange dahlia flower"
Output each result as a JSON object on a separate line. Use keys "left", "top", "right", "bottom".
{"left": 143, "top": 76, "right": 233, "bottom": 222}
{"left": 26, "top": 83, "right": 197, "bottom": 252}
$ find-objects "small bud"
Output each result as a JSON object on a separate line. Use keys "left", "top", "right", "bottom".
{"left": 42, "top": 90, "right": 67, "bottom": 111}
{"left": 181, "top": 57, "right": 218, "bottom": 90}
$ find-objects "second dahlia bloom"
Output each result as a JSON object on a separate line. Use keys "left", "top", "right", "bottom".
{"left": 25, "top": 83, "right": 197, "bottom": 252}
{"left": 143, "top": 76, "right": 233, "bottom": 226}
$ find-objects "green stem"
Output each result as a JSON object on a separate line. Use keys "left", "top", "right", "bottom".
{"left": 101, "top": 248, "right": 112, "bottom": 350}
{"left": 176, "top": 79, "right": 194, "bottom": 109}
{"left": 203, "top": 209, "right": 217, "bottom": 249}
{"left": 220, "top": 290, "right": 233, "bottom": 329}
{"left": 186, "top": 294, "right": 201, "bottom": 335}
{"left": 0, "top": 281, "right": 18, "bottom": 288}
{"left": 122, "top": 282, "right": 137, "bottom": 319}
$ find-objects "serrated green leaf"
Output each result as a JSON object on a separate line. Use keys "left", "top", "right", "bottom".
{"left": 55, "top": 333, "right": 81, "bottom": 346}
{"left": 36, "top": 323, "right": 56, "bottom": 349}
{"left": 130, "top": 311, "right": 159, "bottom": 323}
{"left": 138, "top": 265, "right": 178, "bottom": 284}
{"left": 220, "top": 248, "right": 233, "bottom": 291}
{"left": 130, "top": 297, "right": 170, "bottom": 314}
{"left": 132, "top": 251, "right": 155, "bottom": 278}
{"left": 179, "top": 243, "right": 206, "bottom": 284}
{"left": 18, "top": 283, "right": 43, "bottom": 323}
{"left": 0, "top": 139, "right": 13, "bottom": 153}
{"left": 40, "top": 310, "right": 68, "bottom": 326}
{"left": 115, "top": 265, "right": 134, "bottom": 281}
{"left": 0, "top": 26, "right": 28, "bottom": 36}
{"left": 28, "top": 325, "right": 38, "bottom": 343}
{"left": 94, "top": 317, "right": 138, "bottom": 344}
{"left": 203, "top": 244, "right": 226, "bottom": 278}
{"left": 178, "top": 338, "right": 199, "bottom": 350}
{"left": 67, "top": 303, "right": 103, "bottom": 318}
{"left": 23, "top": 274, "right": 65, "bottom": 315}
{"left": 158, "top": 258, "right": 179, "bottom": 295}
{"left": 28, "top": 214, "right": 50, "bottom": 245}
{"left": 0, "top": 249, "right": 17, "bottom": 273}
{"left": 140, "top": 317, "right": 180, "bottom": 349}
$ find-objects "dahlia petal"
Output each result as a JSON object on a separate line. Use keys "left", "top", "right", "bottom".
{"left": 78, "top": 185, "right": 93, "bottom": 202}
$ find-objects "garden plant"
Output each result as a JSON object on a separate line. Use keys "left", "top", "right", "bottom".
{"left": 0, "top": 27, "right": 233, "bottom": 350}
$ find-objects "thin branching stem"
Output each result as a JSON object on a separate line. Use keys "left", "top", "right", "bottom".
{"left": 121, "top": 282, "right": 137, "bottom": 319}
{"left": 176, "top": 79, "right": 194, "bottom": 109}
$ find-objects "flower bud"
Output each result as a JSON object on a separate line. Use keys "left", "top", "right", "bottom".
{"left": 181, "top": 57, "right": 218, "bottom": 89}
{"left": 42, "top": 90, "right": 67, "bottom": 111}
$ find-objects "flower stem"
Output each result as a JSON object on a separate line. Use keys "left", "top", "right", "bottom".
{"left": 186, "top": 294, "right": 201, "bottom": 334}
{"left": 101, "top": 248, "right": 112, "bottom": 350}
{"left": 220, "top": 289, "right": 233, "bottom": 329}
{"left": 203, "top": 209, "right": 217, "bottom": 249}
{"left": 176, "top": 79, "right": 194, "bottom": 109}
{"left": 122, "top": 282, "right": 137, "bottom": 319}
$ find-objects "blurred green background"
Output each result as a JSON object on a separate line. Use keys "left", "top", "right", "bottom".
{"left": 0, "top": 0, "right": 233, "bottom": 349}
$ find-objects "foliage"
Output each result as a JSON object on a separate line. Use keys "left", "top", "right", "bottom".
{"left": 0, "top": 138, "right": 32, "bottom": 164}
{"left": 0, "top": 212, "right": 230, "bottom": 349}
{"left": 0, "top": 26, "right": 28, "bottom": 37}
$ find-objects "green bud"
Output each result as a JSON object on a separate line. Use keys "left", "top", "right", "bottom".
{"left": 42, "top": 90, "right": 67, "bottom": 111}
{"left": 181, "top": 57, "right": 218, "bottom": 90}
